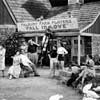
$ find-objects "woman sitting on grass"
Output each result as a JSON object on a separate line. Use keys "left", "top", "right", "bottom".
{"left": 82, "top": 78, "right": 100, "bottom": 100}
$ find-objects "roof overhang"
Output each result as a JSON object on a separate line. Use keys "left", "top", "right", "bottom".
{"left": 80, "top": 32, "right": 100, "bottom": 37}
{"left": 80, "top": 12, "right": 100, "bottom": 36}
{"left": 16, "top": 30, "right": 80, "bottom": 37}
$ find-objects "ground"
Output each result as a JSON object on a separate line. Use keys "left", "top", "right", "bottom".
{"left": 0, "top": 68, "right": 82, "bottom": 100}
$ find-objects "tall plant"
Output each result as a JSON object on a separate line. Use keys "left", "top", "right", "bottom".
{"left": 5, "top": 33, "right": 22, "bottom": 65}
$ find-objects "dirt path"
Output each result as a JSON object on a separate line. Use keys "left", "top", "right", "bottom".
{"left": 0, "top": 69, "right": 81, "bottom": 100}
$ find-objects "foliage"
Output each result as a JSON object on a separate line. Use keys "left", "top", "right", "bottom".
{"left": 4, "top": 33, "right": 22, "bottom": 65}
{"left": 5, "top": 33, "right": 22, "bottom": 57}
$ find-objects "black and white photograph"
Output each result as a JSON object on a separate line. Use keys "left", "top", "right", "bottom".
{"left": 0, "top": 0, "right": 100, "bottom": 100}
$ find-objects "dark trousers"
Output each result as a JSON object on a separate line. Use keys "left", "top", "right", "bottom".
{"left": 30, "top": 63, "right": 39, "bottom": 75}
{"left": 67, "top": 73, "right": 79, "bottom": 87}
{"left": 20, "top": 63, "right": 38, "bottom": 77}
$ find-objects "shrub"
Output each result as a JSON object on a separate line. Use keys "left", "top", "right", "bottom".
{"left": 5, "top": 33, "right": 22, "bottom": 65}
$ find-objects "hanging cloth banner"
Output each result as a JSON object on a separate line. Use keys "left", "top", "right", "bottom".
{"left": 17, "top": 18, "right": 79, "bottom": 32}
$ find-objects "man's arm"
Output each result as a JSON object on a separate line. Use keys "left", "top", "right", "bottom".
{"left": 48, "top": 54, "right": 51, "bottom": 59}
{"left": 75, "top": 70, "right": 84, "bottom": 81}
{"left": 63, "top": 48, "right": 68, "bottom": 54}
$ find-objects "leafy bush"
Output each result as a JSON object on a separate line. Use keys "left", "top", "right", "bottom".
{"left": 5, "top": 33, "right": 22, "bottom": 65}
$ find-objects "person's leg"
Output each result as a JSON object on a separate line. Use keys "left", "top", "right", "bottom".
{"left": 34, "top": 53, "right": 38, "bottom": 66}
{"left": 9, "top": 74, "right": 13, "bottom": 80}
{"left": 2, "top": 70, "right": 4, "bottom": 77}
{"left": 73, "top": 77, "right": 82, "bottom": 88}
{"left": 22, "top": 65, "right": 33, "bottom": 77}
{"left": 58, "top": 61, "right": 61, "bottom": 69}
{"left": 50, "top": 58, "right": 54, "bottom": 77}
{"left": 61, "top": 61, "right": 64, "bottom": 70}
{"left": 53, "top": 62, "right": 56, "bottom": 77}
{"left": 30, "top": 63, "right": 40, "bottom": 76}
{"left": 67, "top": 73, "right": 76, "bottom": 86}
{"left": 53, "top": 59, "right": 57, "bottom": 77}
{"left": 30, "top": 53, "right": 38, "bottom": 67}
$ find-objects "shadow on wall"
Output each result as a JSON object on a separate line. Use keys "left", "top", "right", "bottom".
{"left": 22, "top": 0, "right": 50, "bottom": 19}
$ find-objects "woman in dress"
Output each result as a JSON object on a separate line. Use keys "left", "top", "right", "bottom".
{"left": 8, "top": 51, "right": 21, "bottom": 79}
{"left": 0, "top": 44, "right": 6, "bottom": 77}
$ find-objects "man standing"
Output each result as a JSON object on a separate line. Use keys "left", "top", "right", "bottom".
{"left": 57, "top": 42, "right": 68, "bottom": 70}
{"left": 28, "top": 39, "right": 39, "bottom": 66}
{"left": 48, "top": 45, "right": 58, "bottom": 77}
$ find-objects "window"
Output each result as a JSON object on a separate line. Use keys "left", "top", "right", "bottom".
{"left": 74, "top": 40, "right": 83, "bottom": 45}
{"left": 72, "top": 38, "right": 84, "bottom": 56}
{"left": 49, "top": 0, "right": 68, "bottom": 7}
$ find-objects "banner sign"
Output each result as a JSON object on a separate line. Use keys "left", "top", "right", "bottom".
{"left": 17, "top": 18, "right": 78, "bottom": 32}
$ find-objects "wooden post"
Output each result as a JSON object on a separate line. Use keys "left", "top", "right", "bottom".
{"left": 35, "top": 36, "right": 38, "bottom": 44}
{"left": 78, "top": 35, "right": 81, "bottom": 65}
{"left": 36, "top": 36, "right": 38, "bottom": 51}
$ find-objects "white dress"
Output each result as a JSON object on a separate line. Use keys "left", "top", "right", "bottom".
{"left": 0, "top": 48, "right": 6, "bottom": 71}
{"left": 8, "top": 55, "right": 21, "bottom": 78}
{"left": 82, "top": 83, "right": 100, "bottom": 100}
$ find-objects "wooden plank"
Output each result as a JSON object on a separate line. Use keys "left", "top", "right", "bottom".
{"left": 78, "top": 35, "right": 81, "bottom": 65}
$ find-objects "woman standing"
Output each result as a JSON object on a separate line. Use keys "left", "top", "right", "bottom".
{"left": 0, "top": 44, "right": 6, "bottom": 77}
{"left": 57, "top": 42, "right": 68, "bottom": 70}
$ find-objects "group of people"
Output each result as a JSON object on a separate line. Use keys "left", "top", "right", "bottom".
{"left": 48, "top": 42, "right": 68, "bottom": 78}
{"left": 8, "top": 39, "right": 40, "bottom": 79}
{"left": 66, "top": 55, "right": 95, "bottom": 87}
{"left": 0, "top": 39, "right": 40, "bottom": 79}
{"left": 0, "top": 37, "right": 69, "bottom": 80}
{"left": 64, "top": 54, "right": 100, "bottom": 100}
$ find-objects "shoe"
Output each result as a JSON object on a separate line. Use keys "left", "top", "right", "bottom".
{"left": 34, "top": 74, "right": 40, "bottom": 77}
{"left": 9, "top": 75, "right": 13, "bottom": 80}
{"left": 24, "top": 74, "right": 30, "bottom": 78}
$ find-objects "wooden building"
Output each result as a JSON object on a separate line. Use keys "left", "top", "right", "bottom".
{"left": 1, "top": 0, "right": 100, "bottom": 65}
{"left": 0, "top": 0, "right": 16, "bottom": 43}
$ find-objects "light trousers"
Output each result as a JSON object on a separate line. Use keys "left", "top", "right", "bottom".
{"left": 50, "top": 58, "right": 57, "bottom": 77}
{"left": 59, "top": 61, "right": 64, "bottom": 70}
